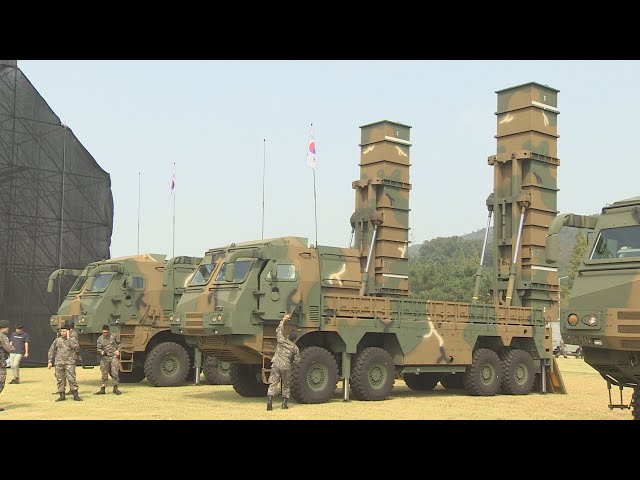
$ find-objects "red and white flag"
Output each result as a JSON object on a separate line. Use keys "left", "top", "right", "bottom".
{"left": 306, "top": 126, "right": 316, "bottom": 170}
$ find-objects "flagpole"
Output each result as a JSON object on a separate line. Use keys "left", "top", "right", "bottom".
{"left": 309, "top": 122, "right": 318, "bottom": 247}
{"left": 261, "top": 139, "right": 266, "bottom": 240}
{"left": 172, "top": 162, "right": 176, "bottom": 258}
{"left": 312, "top": 167, "right": 318, "bottom": 248}
{"left": 137, "top": 172, "right": 141, "bottom": 254}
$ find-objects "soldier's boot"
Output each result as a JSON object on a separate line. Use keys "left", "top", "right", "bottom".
{"left": 267, "top": 395, "right": 273, "bottom": 411}
{"left": 55, "top": 392, "right": 66, "bottom": 402}
{"left": 282, "top": 398, "right": 289, "bottom": 409}
{"left": 72, "top": 390, "right": 82, "bottom": 401}
{"left": 113, "top": 386, "right": 121, "bottom": 395}
{"left": 94, "top": 387, "right": 106, "bottom": 395}
{"left": 0, "top": 407, "right": 4, "bottom": 411}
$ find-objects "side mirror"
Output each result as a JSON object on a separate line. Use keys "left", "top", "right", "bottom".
{"left": 224, "top": 263, "right": 235, "bottom": 283}
{"left": 545, "top": 234, "right": 559, "bottom": 264}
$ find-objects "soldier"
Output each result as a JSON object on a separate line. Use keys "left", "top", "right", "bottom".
{"left": 266, "top": 313, "right": 300, "bottom": 411}
{"left": 0, "top": 320, "right": 14, "bottom": 411}
{"left": 64, "top": 320, "right": 81, "bottom": 395}
{"left": 48, "top": 324, "right": 82, "bottom": 401}
{"left": 94, "top": 324, "right": 121, "bottom": 395}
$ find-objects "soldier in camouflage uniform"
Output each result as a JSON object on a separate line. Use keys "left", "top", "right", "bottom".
{"left": 267, "top": 314, "right": 300, "bottom": 410}
{"left": 0, "top": 320, "right": 14, "bottom": 411}
{"left": 48, "top": 324, "right": 82, "bottom": 401}
{"left": 94, "top": 324, "right": 121, "bottom": 395}
{"left": 64, "top": 320, "right": 81, "bottom": 395}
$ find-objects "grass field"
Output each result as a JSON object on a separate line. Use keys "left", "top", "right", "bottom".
{"left": 0, "top": 358, "right": 635, "bottom": 420}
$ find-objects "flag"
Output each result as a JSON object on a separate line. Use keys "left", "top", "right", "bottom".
{"left": 306, "top": 126, "right": 316, "bottom": 170}
{"left": 169, "top": 163, "right": 176, "bottom": 197}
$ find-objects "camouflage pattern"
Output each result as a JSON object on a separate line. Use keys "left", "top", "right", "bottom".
{"left": 48, "top": 335, "right": 79, "bottom": 366}
{"left": 48, "top": 335, "right": 80, "bottom": 393}
{"left": 490, "top": 82, "right": 560, "bottom": 321}
{"left": 0, "top": 333, "right": 11, "bottom": 395}
{"left": 69, "top": 329, "right": 81, "bottom": 362}
{"left": 171, "top": 103, "right": 557, "bottom": 402}
{"left": 97, "top": 333, "right": 121, "bottom": 387}
{"left": 547, "top": 197, "right": 640, "bottom": 392}
{"left": 48, "top": 254, "right": 202, "bottom": 382}
{"left": 55, "top": 364, "right": 78, "bottom": 393}
{"left": 267, "top": 318, "right": 300, "bottom": 398}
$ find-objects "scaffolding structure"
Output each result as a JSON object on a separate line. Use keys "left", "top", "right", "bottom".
{"left": 0, "top": 61, "right": 113, "bottom": 364}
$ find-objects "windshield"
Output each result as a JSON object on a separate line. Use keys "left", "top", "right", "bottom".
{"left": 189, "top": 257, "right": 215, "bottom": 286}
{"left": 590, "top": 225, "right": 640, "bottom": 261}
{"left": 85, "top": 272, "right": 115, "bottom": 293}
{"left": 215, "top": 259, "right": 253, "bottom": 282}
{"left": 69, "top": 274, "right": 88, "bottom": 293}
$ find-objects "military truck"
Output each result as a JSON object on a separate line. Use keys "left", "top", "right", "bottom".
{"left": 48, "top": 253, "right": 232, "bottom": 386}
{"left": 546, "top": 197, "right": 640, "bottom": 419}
{"left": 170, "top": 82, "right": 565, "bottom": 403}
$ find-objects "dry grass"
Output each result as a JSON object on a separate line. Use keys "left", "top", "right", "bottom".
{"left": 0, "top": 358, "right": 634, "bottom": 420}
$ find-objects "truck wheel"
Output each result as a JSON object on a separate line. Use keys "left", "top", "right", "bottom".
{"left": 119, "top": 365, "right": 145, "bottom": 383}
{"left": 350, "top": 347, "right": 395, "bottom": 401}
{"left": 464, "top": 348, "right": 501, "bottom": 396}
{"left": 144, "top": 342, "right": 190, "bottom": 387}
{"left": 440, "top": 373, "right": 465, "bottom": 389}
{"left": 404, "top": 373, "right": 441, "bottom": 391}
{"left": 230, "top": 364, "right": 267, "bottom": 397}
{"left": 501, "top": 349, "right": 535, "bottom": 395}
{"left": 633, "top": 388, "right": 639, "bottom": 421}
{"left": 291, "top": 346, "right": 339, "bottom": 404}
{"left": 203, "top": 355, "right": 232, "bottom": 385}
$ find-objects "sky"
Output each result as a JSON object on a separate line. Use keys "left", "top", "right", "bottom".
{"left": 17, "top": 60, "right": 640, "bottom": 259}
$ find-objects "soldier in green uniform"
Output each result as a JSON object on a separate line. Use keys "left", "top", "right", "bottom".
{"left": 64, "top": 320, "right": 81, "bottom": 395}
{"left": 266, "top": 314, "right": 300, "bottom": 410}
{"left": 94, "top": 324, "right": 121, "bottom": 395}
{"left": 0, "top": 320, "right": 14, "bottom": 411}
{"left": 48, "top": 324, "right": 82, "bottom": 402}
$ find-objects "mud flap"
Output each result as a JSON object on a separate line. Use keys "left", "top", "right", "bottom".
{"left": 546, "top": 357, "right": 567, "bottom": 394}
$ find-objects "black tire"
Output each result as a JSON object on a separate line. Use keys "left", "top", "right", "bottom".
{"left": 632, "top": 388, "right": 639, "bottom": 421}
{"left": 350, "top": 347, "right": 395, "bottom": 401}
{"left": 230, "top": 363, "right": 268, "bottom": 397}
{"left": 203, "top": 355, "right": 232, "bottom": 385}
{"left": 404, "top": 373, "right": 441, "bottom": 391}
{"left": 464, "top": 348, "right": 502, "bottom": 396}
{"left": 291, "top": 346, "right": 339, "bottom": 404}
{"left": 119, "top": 366, "right": 145, "bottom": 383}
{"left": 501, "top": 349, "right": 535, "bottom": 395}
{"left": 440, "top": 373, "right": 465, "bottom": 389}
{"left": 144, "top": 342, "right": 190, "bottom": 387}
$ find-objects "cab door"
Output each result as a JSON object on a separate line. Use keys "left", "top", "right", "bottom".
{"left": 258, "top": 260, "right": 301, "bottom": 322}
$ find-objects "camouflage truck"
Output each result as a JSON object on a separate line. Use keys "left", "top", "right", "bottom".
{"left": 170, "top": 82, "right": 564, "bottom": 403}
{"left": 48, "top": 253, "right": 232, "bottom": 386}
{"left": 546, "top": 197, "right": 640, "bottom": 419}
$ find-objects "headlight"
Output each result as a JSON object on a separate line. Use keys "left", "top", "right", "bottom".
{"left": 169, "top": 314, "right": 174, "bottom": 321}
{"left": 216, "top": 314, "right": 223, "bottom": 321}
{"left": 567, "top": 314, "right": 579, "bottom": 326}
{"left": 581, "top": 314, "right": 598, "bottom": 327}
{"left": 593, "top": 339, "right": 603, "bottom": 346}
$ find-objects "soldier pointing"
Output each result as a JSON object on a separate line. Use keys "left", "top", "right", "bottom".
{"left": 267, "top": 313, "right": 300, "bottom": 411}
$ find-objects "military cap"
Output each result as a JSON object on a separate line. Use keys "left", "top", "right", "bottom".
{"left": 0, "top": 320, "right": 10, "bottom": 328}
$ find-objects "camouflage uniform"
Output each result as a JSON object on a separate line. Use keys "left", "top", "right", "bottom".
{"left": 97, "top": 333, "right": 121, "bottom": 387}
{"left": 63, "top": 328, "right": 81, "bottom": 393}
{"left": 267, "top": 318, "right": 300, "bottom": 399}
{"left": 0, "top": 333, "right": 12, "bottom": 395}
{"left": 48, "top": 335, "right": 80, "bottom": 393}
